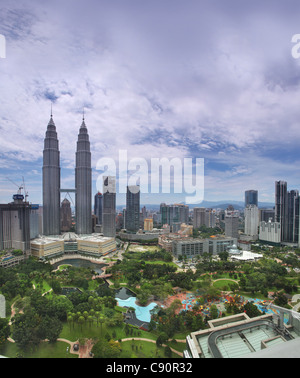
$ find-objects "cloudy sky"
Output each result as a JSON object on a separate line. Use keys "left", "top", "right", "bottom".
{"left": 1, "top": 0, "right": 300, "bottom": 206}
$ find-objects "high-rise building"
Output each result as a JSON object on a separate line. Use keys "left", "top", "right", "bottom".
{"left": 144, "top": 218, "right": 153, "bottom": 231}
{"left": 287, "top": 190, "right": 299, "bottom": 243}
{"left": 245, "top": 190, "right": 258, "bottom": 207}
{"left": 244, "top": 204, "right": 259, "bottom": 239}
{"left": 259, "top": 220, "right": 281, "bottom": 244}
{"left": 259, "top": 209, "right": 275, "bottom": 223}
{"left": 0, "top": 195, "right": 31, "bottom": 253}
{"left": 160, "top": 203, "right": 189, "bottom": 227}
{"left": 126, "top": 185, "right": 140, "bottom": 232}
{"left": 275, "top": 181, "right": 288, "bottom": 241}
{"left": 102, "top": 176, "right": 116, "bottom": 237}
{"left": 30, "top": 204, "right": 40, "bottom": 240}
{"left": 274, "top": 181, "right": 300, "bottom": 244}
{"left": 94, "top": 192, "right": 103, "bottom": 225}
{"left": 225, "top": 215, "right": 239, "bottom": 240}
{"left": 75, "top": 116, "right": 92, "bottom": 235}
{"left": 193, "top": 207, "right": 206, "bottom": 229}
{"left": 61, "top": 198, "right": 72, "bottom": 232}
{"left": 42, "top": 114, "right": 61, "bottom": 235}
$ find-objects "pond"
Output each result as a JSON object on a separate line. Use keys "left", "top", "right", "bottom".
{"left": 115, "top": 287, "right": 159, "bottom": 323}
{"left": 52, "top": 258, "right": 106, "bottom": 274}
{"left": 115, "top": 296, "right": 158, "bottom": 323}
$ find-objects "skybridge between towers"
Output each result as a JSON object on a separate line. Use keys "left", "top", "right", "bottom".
{"left": 60, "top": 189, "right": 76, "bottom": 205}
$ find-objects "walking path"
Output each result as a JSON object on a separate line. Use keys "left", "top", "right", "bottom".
{"left": 58, "top": 337, "right": 184, "bottom": 358}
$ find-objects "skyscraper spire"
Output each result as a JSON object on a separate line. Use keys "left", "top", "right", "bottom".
{"left": 43, "top": 113, "right": 61, "bottom": 235}
{"left": 75, "top": 114, "right": 92, "bottom": 234}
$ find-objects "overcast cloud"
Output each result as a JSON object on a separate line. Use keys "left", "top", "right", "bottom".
{"left": 1, "top": 0, "right": 300, "bottom": 205}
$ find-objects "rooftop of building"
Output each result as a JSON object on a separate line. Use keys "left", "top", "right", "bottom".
{"left": 186, "top": 306, "right": 300, "bottom": 358}
{"left": 31, "top": 232, "right": 115, "bottom": 244}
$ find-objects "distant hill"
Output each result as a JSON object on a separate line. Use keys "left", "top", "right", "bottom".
{"left": 116, "top": 200, "right": 274, "bottom": 212}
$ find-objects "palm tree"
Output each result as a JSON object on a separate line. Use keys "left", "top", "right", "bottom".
{"left": 95, "top": 311, "right": 100, "bottom": 327}
{"left": 99, "top": 315, "right": 105, "bottom": 336}
{"left": 88, "top": 315, "right": 94, "bottom": 328}
{"left": 67, "top": 314, "right": 73, "bottom": 331}
{"left": 78, "top": 316, "right": 85, "bottom": 331}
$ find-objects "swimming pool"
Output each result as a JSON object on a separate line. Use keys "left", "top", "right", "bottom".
{"left": 116, "top": 296, "right": 158, "bottom": 323}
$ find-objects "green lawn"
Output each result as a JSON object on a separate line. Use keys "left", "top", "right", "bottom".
{"left": 60, "top": 320, "right": 158, "bottom": 343}
{"left": 213, "top": 279, "right": 238, "bottom": 289}
{"left": 127, "top": 245, "right": 162, "bottom": 253}
{"left": 119, "top": 339, "right": 181, "bottom": 358}
{"left": 32, "top": 280, "right": 52, "bottom": 293}
{"left": 144, "top": 260, "right": 178, "bottom": 268}
{"left": 0, "top": 340, "right": 77, "bottom": 358}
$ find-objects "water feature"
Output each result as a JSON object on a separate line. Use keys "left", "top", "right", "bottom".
{"left": 52, "top": 258, "right": 105, "bottom": 274}
{"left": 115, "top": 287, "right": 158, "bottom": 323}
{"left": 116, "top": 296, "right": 158, "bottom": 323}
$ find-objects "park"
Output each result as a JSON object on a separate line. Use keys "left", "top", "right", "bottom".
{"left": 0, "top": 242, "right": 300, "bottom": 358}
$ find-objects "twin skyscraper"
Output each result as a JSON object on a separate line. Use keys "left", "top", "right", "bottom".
{"left": 42, "top": 112, "right": 92, "bottom": 235}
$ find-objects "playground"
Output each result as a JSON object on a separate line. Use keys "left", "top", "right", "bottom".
{"left": 162, "top": 291, "right": 274, "bottom": 319}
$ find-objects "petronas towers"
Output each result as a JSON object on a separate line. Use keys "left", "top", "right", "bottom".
{"left": 42, "top": 112, "right": 92, "bottom": 235}
{"left": 75, "top": 116, "right": 92, "bottom": 234}
{"left": 42, "top": 114, "right": 61, "bottom": 235}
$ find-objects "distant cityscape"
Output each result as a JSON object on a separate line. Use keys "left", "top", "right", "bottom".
{"left": 0, "top": 114, "right": 299, "bottom": 265}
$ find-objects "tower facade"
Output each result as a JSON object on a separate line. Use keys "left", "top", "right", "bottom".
{"left": 94, "top": 192, "right": 103, "bottom": 225}
{"left": 125, "top": 185, "right": 140, "bottom": 232}
{"left": 43, "top": 115, "right": 61, "bottom": 235}
{"left": 75, "top": 117, "right": 92, "bottom": 234}
{"left": 275, "top": 180, "right": 288, "bottom": 242}
{"left": 61, "top": 198, "right": 72, "bottom": 232}
{"left": 102, "top": 176, "right": 116, "bottom": 237}
{"left": 245, "top": 190, "right": 258, "bottom": 207}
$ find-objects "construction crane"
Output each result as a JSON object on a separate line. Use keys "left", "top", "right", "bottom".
{"left": 22, "top": 176, "right": 29, "bottom": 202}
{"left": 6, "top": 177, "right": 23, "bottom": 194}
{"left": 6, "top": 177, "right": 29, "bottom": 202}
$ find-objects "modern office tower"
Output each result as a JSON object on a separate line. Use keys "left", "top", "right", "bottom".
{"left": 94, "top": 192, "right": 103, "bottom": 225}
{"left": 205, "top": 208, "right": 216, "bottom": 228}
{"left": 30, "top": 204, "right": 40, "bottom": 239}
{"left": 260, "top": 209, "right": 275, "bottom": 223}
{"left": 0, "top": 195, "right": 31, "bottom": 252}
{"left": 259, "top": 220, "right": 281, "bottom": 244}
{"left": 160, "top": 203, "right": 168, "bottom": 225}
{"left": 141, "top": 206, "right": 147, "bottom": 221}
{"left": 193, "top": 207, "right": 206, "bottom": 228}
{"left": 126, "top": 185, "right": 140, "bottom": 232}
{"left": 102, "top": 176, "right": 116, "bottom": 237}
{"left": 287, "top": 190, "right": 299, "bottom": 243}
{"left": 245, "top": 190, "right": 258, "bottom": 207}
{"left": 43, "top": 114, "right": 61, "bottom": 235}
{"left": 61, "top": 198, "right": 72, "bottom": 232}
{"left": 275, "top": 181, "right": 288, "bottom": 242}
{"left": 75, "top": 116, "right": 92, "bottom": 235}
{"left": 225, "top": 215, "right": 239, "bottom": 240}
{"left": 160, "top": 203, "right": 189, "bottom": 227}
{"left": 244, "top": 204, "right": 259, "bottom": 239}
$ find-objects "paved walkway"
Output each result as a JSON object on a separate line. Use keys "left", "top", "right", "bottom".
{"left": 56, "top": 337, "right": 184, "bottom": 358}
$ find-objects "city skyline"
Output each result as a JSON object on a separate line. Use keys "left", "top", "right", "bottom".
{"left": 1, "top": 1, "right": 300, "bottom": 205}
